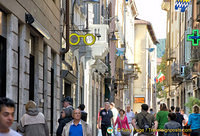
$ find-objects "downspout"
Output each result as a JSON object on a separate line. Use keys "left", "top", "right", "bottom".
{"left": 169, "top": 0, "right": 171, "bottom": 98}
{"left": 60, "top": 0, "right": 70, "bottom": 54}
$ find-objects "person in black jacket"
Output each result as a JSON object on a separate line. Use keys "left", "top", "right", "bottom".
{"left": 56, "top": 108, "right": 73, "bottom": 136}
{"left": 78, "top": 104, "right": 87, "bottom": 122}
{"left": 56, "top": 96, "right": 74, "bottom": 136}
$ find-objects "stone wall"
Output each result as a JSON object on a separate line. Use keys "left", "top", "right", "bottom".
{"left": 2, "top": 1, "right": 61, "bottom": 133}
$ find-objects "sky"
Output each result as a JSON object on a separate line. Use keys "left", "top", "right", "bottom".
{"left": 135, "top": 0, "right": 167, "bottom": 39}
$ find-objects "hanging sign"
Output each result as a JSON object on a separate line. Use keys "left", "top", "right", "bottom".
{"left": 175, "top": 0, "right": 191, "bottom": 12}
{"left": 69, "top": 33, "right": 96, "bottom": 46}
{"left": 187, "top": 29, "right": 200, "bottom": 46}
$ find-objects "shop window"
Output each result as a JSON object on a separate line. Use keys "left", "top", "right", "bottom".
{"left": 29, "top": 35, "right": 35, "bottom": 101}
{"left": 167, "top": 98, "right": 170, "bottom": 109}
{"left": 0, "top": 36, "right": 6, "bottom": 97}
{"left": 176, "top": 96, "right": 179, "bottom": 107}
{"left": 171, "top": 99, "right": 174, "bottom": 106}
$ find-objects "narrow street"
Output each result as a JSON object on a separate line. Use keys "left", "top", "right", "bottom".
{"left": 0, "top": 0, "right": 200, "bottom": 136}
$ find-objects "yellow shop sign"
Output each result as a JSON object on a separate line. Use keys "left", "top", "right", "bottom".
{"left": 69, "top": 33, "right": 96, "bottom": 46}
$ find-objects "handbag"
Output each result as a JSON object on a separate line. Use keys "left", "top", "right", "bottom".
{"left": 119, "top": 117, "right": 131, "bottom": 136}
{"left": 183, "top": 121, "right": 191, "bottom": 135}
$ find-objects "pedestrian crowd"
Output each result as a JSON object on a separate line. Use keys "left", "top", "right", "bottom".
{"left": 0, "top": 96, "right": 200, "bottom": 136}
{"left": 97, "top": 102, "right": 200, "bottom": 136}
{"left": 0, "top": 96, "right": 90, "bottom": 136}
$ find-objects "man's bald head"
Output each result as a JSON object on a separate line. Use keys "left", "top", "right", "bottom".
{"left": 126, "top": 105, "right": 131, "bottom": 112}
{"left": 72, "top": 109, "right": 81, "bottom": 120}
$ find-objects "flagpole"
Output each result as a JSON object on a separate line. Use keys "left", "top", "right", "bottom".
{"left": 154, "top": 76, "right": 157, "bottom": 112}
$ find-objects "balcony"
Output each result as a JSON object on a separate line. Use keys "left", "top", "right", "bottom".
{"left": 167, "top": 49, "right": 176, "bottom": 61}
{"left": 171, "top": 62, "right": 183, "bottom": 84}
{"left": 190, "top": 61, "right": 200, "bottom": 75}
{"left": 88, "top": 24, "right": 109, "bottom": 59}
{"left": 162, "top": 0, "right": 170, "bottom": 11}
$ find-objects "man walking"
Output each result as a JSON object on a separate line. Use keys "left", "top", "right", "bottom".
{"left": 171, "top": 106, "right": 175, "bottom": 113}
{"left": 126, "top": 105, "right": 135, "bottom": 136}
{"left": 99, "top": 102, "right": 114, "bottom": 136}
{"left": 78, "top": 104, "right": 87, "bottom": 122}
{"left": 175, "top": 107, "right": 185, "bottom": 129}
{"left": 132, "top": 104, "right": 158, "bottom": 136}
{"left": 0, "top": 97, "right": 21, "bottom": 136}
{"left": 164, "top": 113, "right": 182, "bottom": 136}
{"left": 60, "top": 96, "right": 74, "bottom": 123}
{"left": 62, "top": 109, "right": 92, "bottom": 136}
{"left": 110, "top": 102, "right": 118, "bottom": 136}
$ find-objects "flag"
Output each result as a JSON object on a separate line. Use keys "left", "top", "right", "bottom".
{"left": 156, "top": 71, "right": 165, "bottom": 83}
{"left": 154, "top": 77, "right": 158, "bottom": 83}
{"left": 116, "top": 48, "right": 125, "bottom": 56}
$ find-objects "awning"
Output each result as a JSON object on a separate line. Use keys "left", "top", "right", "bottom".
{"left": 61, "top": 70, "right": 77, "bottom": 84}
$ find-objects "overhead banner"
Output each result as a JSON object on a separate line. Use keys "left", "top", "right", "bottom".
{"left": 116, "top": 48, "right": 125, "bottom": 56}
{"left": 175, "top": 0, "right": 191, "bottom": 12}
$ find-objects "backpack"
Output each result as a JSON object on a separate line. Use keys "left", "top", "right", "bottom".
{"left": 140, "top": 113, "right": 152, "bottom": 133}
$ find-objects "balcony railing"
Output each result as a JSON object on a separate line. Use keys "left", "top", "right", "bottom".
{"left": 171, "top": 62, "right": 184, "bottom": 84}
{"left": 171, "top": 62, "right": 179, "bottom": 77}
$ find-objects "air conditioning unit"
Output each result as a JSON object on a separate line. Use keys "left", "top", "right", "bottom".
{"left": 181, "top": 66, "right": 185, "bottom": 76}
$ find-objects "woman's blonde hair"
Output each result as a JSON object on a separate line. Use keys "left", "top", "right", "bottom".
{"left": 25, "top": 100, "right": 37, "bottom": 111}
{"left": 193, "top": 104, "right": 200, "bottom": 114}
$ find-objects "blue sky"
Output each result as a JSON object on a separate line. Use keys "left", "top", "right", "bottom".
{"left": 135, "top": 0, "right": 167, "bottom": 39}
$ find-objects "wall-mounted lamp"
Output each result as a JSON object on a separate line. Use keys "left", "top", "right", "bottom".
{"left": 25, "top": 13, "right": 50, "bottom": 40}
{"left": 94, "top": 28, "right": 101, "bottom": 40}
{"left": 146, "top": 48, "right": 155, "bottom": 52}
{"left": 110, "top": 32, "right": 118, "bottom": 41}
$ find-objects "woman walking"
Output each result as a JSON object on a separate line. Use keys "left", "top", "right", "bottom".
{"left": 56, "top": 108, "right": 73, "bottom": 136}
{"left": 114, "top": 109, "right": 130, "bottom": 136}
{"left": 17, "top": 101, "right": 49, "bottom": 136}
{"left": 188, "top": 104, "right": 200, "bottom": 135}
{"left": 156, "top": 103, "right": 169, "bottom": 136}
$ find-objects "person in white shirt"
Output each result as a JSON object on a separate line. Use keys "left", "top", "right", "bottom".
{"left": 181, "top": 109, "right": 188, "bottom": 126}
{"left": 0, "top": 97, "right": 21, "bottom": 136}
{"left": 110, "top": 102, "right": 119, "bottom": 136}
{"left": 126, "top": 105, "right": 135, "bottom": 136}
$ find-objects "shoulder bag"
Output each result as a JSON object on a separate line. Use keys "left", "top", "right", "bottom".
{"left": 119, "top": 117, "right": 131, "bottom": 136}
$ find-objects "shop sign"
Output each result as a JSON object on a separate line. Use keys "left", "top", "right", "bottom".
{"left": 187, "top": 29, "right": 200, "bottom": 46}
{"left": 69, "top": 33, "right": 96, "bottom": 46}
{"left": 134, "top": 97, "right": 145, "bottom": 103}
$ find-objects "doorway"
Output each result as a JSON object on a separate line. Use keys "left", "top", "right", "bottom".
{"left": 0, "top": 36, "right": 6, "bottom": 97}
{"left": 64, "top": 82, "right": 71, "bottom": 98}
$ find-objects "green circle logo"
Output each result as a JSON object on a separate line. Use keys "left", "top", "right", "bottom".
{"left": 107, "top": 127, "right": 113, "bottom": 134}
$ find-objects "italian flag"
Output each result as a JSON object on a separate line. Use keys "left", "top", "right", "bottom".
{"left": 156, "top": 72, "right": 165, "bottom": 83}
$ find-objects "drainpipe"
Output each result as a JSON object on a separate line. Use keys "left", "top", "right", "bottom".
{"left": 60, "top": 0, "right": 70, "bottom": 54}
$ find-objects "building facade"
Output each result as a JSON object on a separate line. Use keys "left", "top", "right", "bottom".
{"left": 133, "top": 18, "right": 158, "bottom": 112}
{"left": 0, "top": 0, "right": 61, "bottom": 135}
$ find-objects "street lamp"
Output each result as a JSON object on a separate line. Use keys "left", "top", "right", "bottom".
{"left": 110, "top": 32, "right": 118, "bottom": 41}
{"left": 25, "top": 13, "right": 50, "bottom": 39}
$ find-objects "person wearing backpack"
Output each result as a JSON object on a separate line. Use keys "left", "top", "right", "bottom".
{"left": 156, "top": 103, "right": 169, "bottom": 136}
{"left": 132, "top": 104, "right": 158, "bottom": 136}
